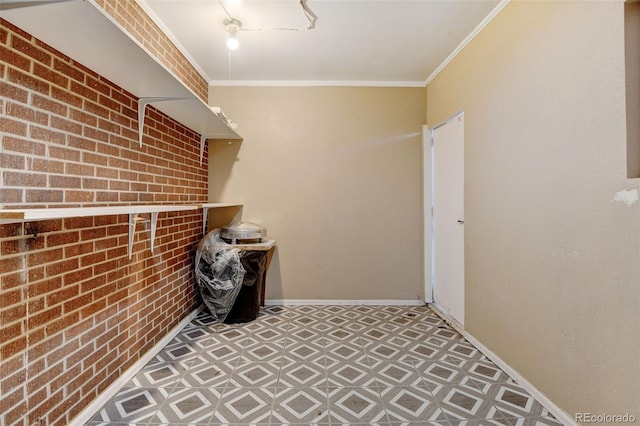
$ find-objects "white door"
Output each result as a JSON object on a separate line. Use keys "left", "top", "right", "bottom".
{"left": 432, "top": 113, "right": 465, "bottom": 326}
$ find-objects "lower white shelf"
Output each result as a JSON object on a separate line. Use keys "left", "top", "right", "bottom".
{"left": 0, "top": 205, "right": 197, "bottom": 222}
{"left": 0, "top": 203, "right": 241, "bottom": 259}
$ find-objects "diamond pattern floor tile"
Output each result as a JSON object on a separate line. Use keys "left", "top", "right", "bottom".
{"left": 212, "top": 387, "right": 274, "bottom": 424}
{"left": 328, "top": 386, "right": 388, "bottom": 424}
{"left": 271, "top": 387, "right": 329, "bottom": 424}
{"left": 91, "top": 305, "right": 560, "bottom": 425}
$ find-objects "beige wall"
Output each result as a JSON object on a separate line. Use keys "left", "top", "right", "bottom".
{"left": 208, "top": 86, "right": 427, "bottom": 301}
{"left": 428, "top": 0, "right": 639, "bottom": 418}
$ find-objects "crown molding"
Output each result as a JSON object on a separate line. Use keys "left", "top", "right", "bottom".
{"left": 425, "top": 0, "right": 510, "bottom": 85}
{"left": 209, "top": 80, "right": 426, "bottom": 88}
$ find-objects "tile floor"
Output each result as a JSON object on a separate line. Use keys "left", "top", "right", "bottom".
{"left": 88, "top": 305, "right": 562, "bottom": 425}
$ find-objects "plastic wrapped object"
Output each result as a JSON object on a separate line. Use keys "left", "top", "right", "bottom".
{"left": 194, "top": 231, "right": 245, "bottom": 323}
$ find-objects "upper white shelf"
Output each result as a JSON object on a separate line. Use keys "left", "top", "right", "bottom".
{"left": 1, "top": 0, "right": 241, "bottom": 141}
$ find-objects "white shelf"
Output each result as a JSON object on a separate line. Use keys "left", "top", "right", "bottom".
{"left": 199, "top": 203, "right": 242, "bottom": 209}
{"left": 0, "top": 205, "right": 199, "bottom": 259}
{"left": 0, "top": 203, "right": 243, "bottom": 257}
{"left": 227, "top": 239, "right": 276, "bottom": 251}
{"left": 1, "top": 0, "right": 241, "bottom": 146}
{"left": 199, "top": 203, "right": 243, "bottom": 235}
{"left": 0, "top": 205, "right": 197, "bottom": 222}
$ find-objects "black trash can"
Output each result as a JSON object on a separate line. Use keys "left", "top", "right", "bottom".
{"left": 224, "top": 250, "right": 268, "bottom": 323}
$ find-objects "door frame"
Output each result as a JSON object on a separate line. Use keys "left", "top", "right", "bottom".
{"left": 423, "top": 111, "right": 465, "bottom": 312}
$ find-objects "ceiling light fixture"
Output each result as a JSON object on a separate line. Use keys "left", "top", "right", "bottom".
{"left": 224, "top": 17, "right": 242, "bottom": 50}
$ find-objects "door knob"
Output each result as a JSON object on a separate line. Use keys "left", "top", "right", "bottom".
{"left": 457, "top": 220, "right": 464, "bottom": 224}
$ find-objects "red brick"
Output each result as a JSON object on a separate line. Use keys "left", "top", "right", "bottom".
{"left": 31, "top": 125, "right": 66, "bottom": 145}
{"left": 94, "top": 258, "right": 120, "bottom": 275}
{"left": 62, "top": 268, "right": 93, "bottom": 287}
{"left": 79, "top": 227, "right": 106, "bottom": 241}
{"left": 65, "top": 190, "right": 94, "bottom": 203}
{"left": 0, "top": 117, "right": 27, "bottom": 137}
{"left": 50, "top": 86, "right": 83, "bottom": 108}
{"left": 63, "top": 241, "right": 93, "bottom": 258}
{"left": 0, "top": 153, "right": 25, "bottom": 169}
{"left": 2, "top": 236, "right": 44, "bottom": 256}
{"left": 0, "top": 255, "right": 24, "bottom": 275}
{"left": 83, "top": 126, "right": 109, "bottom": 142}
{"left": 2, "top": 136, "right": 45, "bottom": 156}
{"left": 7, "top": 102, "right": 48, "bottom": 125}
{"left": 1, "top": 336, "right": 27, "bottom": 359}
{"left": 63, "top": 293, "right": 91, "bottom": 313}
{"left": 33, "top": 62, "right": 69, "bottom": 89}
{"left": 1, "top": 366, "right": 26, "bottom": 396}
{"left": 69, "top": 137, "right": 98, "bottom": 154}
{"left": 64, "top": 317, "right": 93, "bottom": 342}
{"left": 49, "top": 175, "right": 81, "bottom": 189}
{"left": 46, "top": 258, "right": 79, "bottom": 277}
{"left": 32, "top": 94, "right": 68, "bottom": 116}
{"left": 25, "top": 219, "right": 63, "bottom": 234}
{"left": 25, "top": 189, "right": 64, "bottom": 204}
{"left": 84, "top": 98, "right": 111, "bottom": 119}
{"left": 0, "top": 304, "right": 26, "bottom": 327}
{"left": 51, "top": 116, "right": 83, "bottom": 135}
{"left": 3, "top": 171, "right": 46, "bottom": 187}
{"left": 11, "top": 34, "right": 52, "bottom": 65}
{"left": 45, "top": 311, "right": 79, "bottom": 336}
{"left": 66, "top": 163, "right": 94, "bottom": 177}
{"left": 45, "top": 284, "right": 79, "bottom": 307}
{"left": 48, "top": 145, "right": 80, "bottom": 162}
{"left": 0, "top": 188, "right": 23, "bottom": 204}
{"left": 69, "top": 108, "right": 98, "bottom": 127}
{"left": 81, "top": 152, "right": 108, "bottom": 167}
{"left": 98, "top": 94, "right": 120, "bottom": 111}
{"left": 1, "top": 271, "right": 26, "bottom": 291}
{"left": 85, "top": 75, "right": 111, "bottom": 96}
{"left": 80, "top": 299, "right": 106, "bottom": 318}
{"left": 1, "top": 385, "right": 27, "bottom": 422}
{"left": 27, "top": 158, "right": 65, "bottom": 174}
{"left": 109, "top": 180, "right": 129, "bottom": 191}
{"left": 27, "top": 305, "right": 62, "bottom": 331}
{"left": 81, "top": 178, "right": 108, "bottom": 190}
{"left": 53, "top": 58, "right": 84, "bottom": 82}
{"left": 96, "top": 191, "right": 118, "bottom": 202}
{"left": 7, "top": 68, "right": 49, "bottom": 95}
{"left": 69, "top": 80, "right": 98, "bottom": 102}
{"left": 64, "top": 217, "right": 94, "bottom": 230}
{"left": 0, "top": 80, "right": 29, "bottom": 102}
{"left": 45, "top": 231, "right": 79, "bottom": 247}
{"left": 27, "top": 248, "right": 62, "bottom": 268}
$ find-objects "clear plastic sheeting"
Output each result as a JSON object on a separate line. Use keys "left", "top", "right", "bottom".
{"left": 194, "top": 231, "right": 246, "bottom": 323}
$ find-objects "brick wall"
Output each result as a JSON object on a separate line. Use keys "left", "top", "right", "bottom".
{"left": 94, "top": 0, "right": 209, "bottom": 103}
{"left": 1, "top": 20, "right": 206, "bottom": 425}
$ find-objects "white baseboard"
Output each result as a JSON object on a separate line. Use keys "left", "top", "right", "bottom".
{"left": 428, "top": 304, "right": 576, "bottom": 426}
{"left": 264, "top": 299, "right": 426, "bottom": 306}
{"left": 68, "top": 307, "right": 202, "bottom": 426}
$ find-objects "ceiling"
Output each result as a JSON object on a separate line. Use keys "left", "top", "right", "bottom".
{"left": 138, "top": 0, "right": 503, "bottom": 86}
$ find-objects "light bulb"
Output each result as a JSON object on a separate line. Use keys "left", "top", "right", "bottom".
{"left": 224, "top": 18, "right": 242, "bottom": 51}
{"left": 226, "top": 36, "right": 239, "bottom": 50}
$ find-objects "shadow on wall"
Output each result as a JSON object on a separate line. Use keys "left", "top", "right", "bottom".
{"left": 209, "top": 139, "right": 243, "bottom": 201}
{"left": 206, "top": 136, "right": 286, "bottom": 302}
{"left": 264, "top": 248, "right": 282, "bottom": 301}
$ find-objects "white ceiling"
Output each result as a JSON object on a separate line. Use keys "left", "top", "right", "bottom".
{"left": 138, "top": 0, "right": 502, "bottom": 86}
